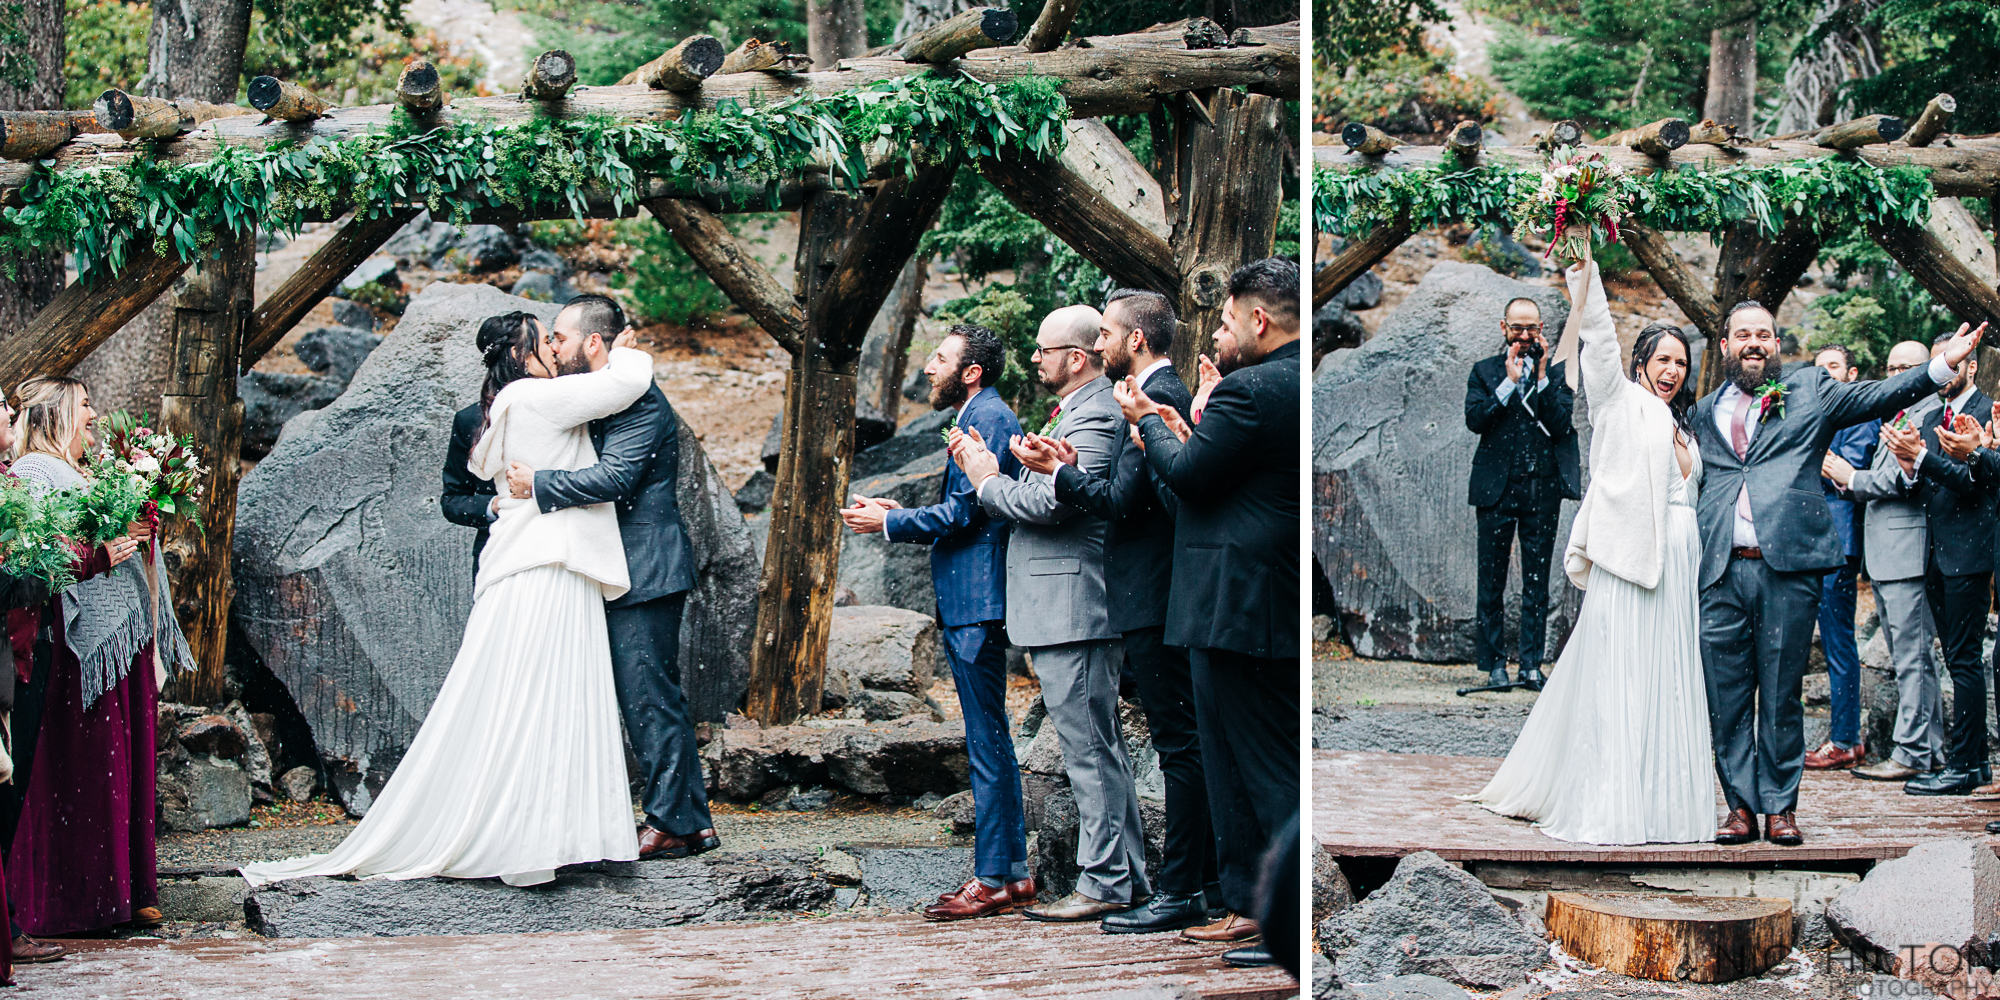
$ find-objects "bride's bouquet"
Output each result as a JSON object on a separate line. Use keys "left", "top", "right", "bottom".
{"left": 1513, "top": 145, "right": 1630, "bottom": 263}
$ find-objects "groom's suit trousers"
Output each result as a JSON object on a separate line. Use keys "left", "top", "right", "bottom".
{"left": 1701, "top": 555, "right": 1819, "bottom": 815}
{"left": 606, "top": 591, "right": 713, "bottom": 835}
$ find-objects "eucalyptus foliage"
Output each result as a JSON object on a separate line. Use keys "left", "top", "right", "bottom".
{"left": 0, "top": 72, "right": 1070, "bottom": 282}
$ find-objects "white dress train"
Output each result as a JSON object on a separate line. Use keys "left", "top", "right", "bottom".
{"left": 242, "top": 347, "right": 660, "bottom": 887}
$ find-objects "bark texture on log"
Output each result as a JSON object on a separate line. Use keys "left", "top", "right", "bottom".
{"left": 900, "top": 8, "right": 1018, "bottom": 63}
{"left": 1445, "top": 119, "right": 1481, "bottom": 162}
{"left": 718, "top": 40, "right": 793, "bottom": 75}
{"left": 1904, "top": 94, "right": 1955, "bottom": 148}
{"left": 1314, "top": 217, "right": 1415, "bottom": 309}
{"left": 1686, "top": 119, "right": 1738, "bottom": 146}
{"left": 1737, "top": 215, "right": 1820, "bottom": 318}
{"left": 0, "top": 110, "right": 75, "bottom": 159}
{"left": 396, "top": 60, "right": 447, "bottom": 113}
{"left": 1540, "top": 120, "right": 1585, "bottom": 149}
{"left": 626, "top": 36, "right": 726, "bottom": 91}
{"left": 144, "top": 0, "right": 252, "bottom": 105}
{"left": 1171, "top": 89, "right": 1283, "bottom": 374}
{"left": 247, "top": 77, "right": 328, "bottom": 120}
{"left": 1546, "top": 892, "right": 1792, "bottom": 983}
{"left": 95, "top": 91, "right": 188, "bottom": 138}
{"left": 160, "top": 230, "right": 252, "bottom": 704}
{"left": 1868, "top": 218, "right": 2000, "bottom": 330}
{"left": 644, "top": 196, "right": 806, "bottom": 350}
{"left": 0, "top": 246, "right": 190, "bottom": 389}
{"left": 243, "top": 208, "right": 421, "bottom": 371}
{"left": 854, "top": 253, "right": 927, "bottom": 446}
{"left": 1599, "top": 118, "right": 1690, "bottom": 156}
{"left": 1024, "top": 0, "right": 1083, "bottom": 52}
{"left": 978, "top": 150, "right": 1180, "bottom": 296}
{"left": 1816, "top": 114, "right": 1903, "bottom": 149}
{"left": 521, "top": 50, "right": 577, "bottom": 100}
{"left": 1341, "top": 122, "right": 1400, "bottom": 155}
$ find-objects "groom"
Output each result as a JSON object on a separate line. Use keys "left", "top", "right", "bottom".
{"left": 1696, "top": 300, "right": 1982, "bottom": 846}
{"left": 503, "top": 294, "right": 717, "bottom": 860}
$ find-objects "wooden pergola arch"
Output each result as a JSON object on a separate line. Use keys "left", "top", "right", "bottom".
{"left": 1314, "top": 99, "right": 2000, "bottom": 397}
{"left": 0, "top": 13, "right": 1297, "bottom": 724}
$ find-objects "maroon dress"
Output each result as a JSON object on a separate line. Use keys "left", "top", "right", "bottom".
{"left": 4, "top": 544, "right": 158, "bottom": 936}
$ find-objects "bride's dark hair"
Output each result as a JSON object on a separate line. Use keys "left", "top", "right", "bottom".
{"left": 1630, "top": 321, "right": 1696, "bottom": 433}
{"left": 477, "top": 311, "right": 542, "bottom": 437}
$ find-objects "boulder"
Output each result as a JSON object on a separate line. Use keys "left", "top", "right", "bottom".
{"left": 339, "top": 255, "right": 399, "bottom": 292}
{"left": 232, "top": 282, "right": 756, "bottom": 817}
{"left": 510, "top": 271, "right": 575, "bottom": 304}
{"left": 280, "top": 766, "right": 318, "bottom": 803}
{"left": 519, "top": 246, "right": 572, "bottom": 278}
{"left": 327, "top": 298, "right": 377, "bottom": 333}
{"left": 700, "top": 718, "right": 969, "bottom": 801}
{"left": 1340, "top": 269, "right": 1385, "bottom": 311}
{"left": 824, "top": 606, "right": 939, "bottom": 709}
{"left": 1319, "top": 850, "right": 1547, "bottom": 985}
{"left": 1312, "top": 954, "right": 1347, "bottom": 1000}
{"left": 1315, "top": 262, "right": 1578, "bottom": 662}
{"left": 1465, "top": 228, "right": 1543, "bottom": 278}
{"left": 1313, "top": 841, "right": 1355, "bottom": 926}
{"left": 1315, "top": 300, "right": 1368, "bottom": 360}
{"left": 381, "top": 211, "right": 460, "bottom": 264}
{"left": 222, "top": 701, "right": 277, "bottom": 791}
{"left": 733, "top": 468, "right": 775, "bottom": 513}
{"left": 903, "top": 361, "right": 931, "bottom": 402}
{"left": 1349, "top": 975, "right": 1470, "bottom": 1000}
{"left": 853, "top": 409, "right": 953, "bottom": 479}
{"left": 177, "top": 715, "right": 248, "bottom": 760}
{"left": 837, "top": 844, "right": 975, "bottom": 911}
{"left": 238, "top": 371, "right": 343, "bottom": 459}
{"left": 935, "top": 789, "right": 976, "bottom": 834}
{"left": 294, "top": 325, "right": 383, "bottom": 382}
{"left": 455, "top": 225, "right": 521, "bottom": 272}
{"left": 158, "top": 753, "right": 252, "bottom": 832}
{"left": 1827, "top": 837, "right": 2000, "bottom": 972}
{"left": 838, "top": 449, "right": 947, "bottom": 616}
{"left": 849, "top": 689, "right": 942, "bottom": 722}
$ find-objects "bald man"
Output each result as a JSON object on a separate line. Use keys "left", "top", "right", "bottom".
{"left": 952, "top": 304, "right": 1151, "bottom": 920}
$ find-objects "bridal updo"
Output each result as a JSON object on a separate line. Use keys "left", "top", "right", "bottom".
{"left": 1629, "top": 321, "right": 1697, "bottom": 432}
{"left": 477, "top": 311, "right": 543, "bottom": 437}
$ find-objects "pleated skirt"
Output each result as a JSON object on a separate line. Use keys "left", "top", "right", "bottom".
{"left": 242, "top": 565, "right": 638, "bottom": 887}
{"left": 1464, "top": 503, "right": 1716, "bottom": 845}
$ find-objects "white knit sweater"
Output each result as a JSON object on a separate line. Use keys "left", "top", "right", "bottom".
{"left": 1561, "top": 261, "right": 1701, "bottom": 590}
{"left": 468, "top": 346, "right": 654, "bottom": 601}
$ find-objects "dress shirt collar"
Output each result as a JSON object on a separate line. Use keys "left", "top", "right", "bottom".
{"left": 1136, "top": 357, "right": 1172, "bottom": 385}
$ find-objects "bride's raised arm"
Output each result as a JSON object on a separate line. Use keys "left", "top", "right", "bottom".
{"left": 1563, "top": 251, "right": 1625, "bottom": 424}
{"left": 514, "top": 346, "right": 656, "bottom": 431}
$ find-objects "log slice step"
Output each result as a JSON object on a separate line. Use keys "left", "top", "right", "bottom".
{"left": 1545, "top": 891, "right": 1793, "bottom": 983}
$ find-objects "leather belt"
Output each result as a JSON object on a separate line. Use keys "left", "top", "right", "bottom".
{"left": 1732, "top": 546, "right": 1763, "bottom": 560}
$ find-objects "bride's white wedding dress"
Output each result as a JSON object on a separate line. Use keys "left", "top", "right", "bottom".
{"left": 242, "top": 347, "right": 658, "bottom": 888}
{"left": 1464, "top": 262, "right": 1716, "bottom": 845}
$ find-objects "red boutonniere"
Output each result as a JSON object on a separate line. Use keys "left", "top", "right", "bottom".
{"left": 1754, "top": 379, "right": 1787, "bottom": 423}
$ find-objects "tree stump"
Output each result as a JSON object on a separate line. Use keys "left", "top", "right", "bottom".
{"left": 1546, "top": 892, "right": 1793, "bottom": 984}
{"left": 396, "top": 60, "right": 447, "bottom": 114}
{"left": 247, "top": 77, "right": 328, "bottom": 121}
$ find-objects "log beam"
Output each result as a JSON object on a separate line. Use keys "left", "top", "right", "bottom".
{"left": 1172, "top": 89, "right": 1284, "bottom": 373}
{"left": 718, "top": 39, "right": 802, "bottom": 75}
{"left": 1598, "top": 117, "right": 1690, "bottom": 156}
{"left": 901, "top": 8, "right": 1018, "bottom": 63}
{"left": 978, "top": 150, "right": 1180, "bottom": 297}
{"left": 0, "top": 246, "right": 191, "bottom": 390}
{"left": 1816, "top": 114, "right": 1904, "bottom": 150}
{"left": 521, "top": 50, "right": 577, "bottom": 100}
{"left": 1738, "top": 215, "right": 1820, "bottom": 318}
{"left": 624, "top": 36, "right": 726, "bottom": 90}
{"left": 643, "top": 196, "right": 805, "bottom": 351}
{"left": 1314, "top": 217, "right": 1415, "bottom": 309}
{"left": 1868, "top": 217, "right": 2000, "bottom": 330}
{"left": 0, "top": 111, "right": 74, "bottom": 159}
{"left": 159, "top": 230, "right": 253, "bottom": 704}
{"left": 1341, "top": 122, "right": 1400, "bottom": 156}
{"left": 396, "top": 60, "right": 448, "bottom": 115}
{"left": 1686, "top": 119, "right": 1737, "bottom": 146}
{"left": 247, "top": 77, "right": 328, "bottom": 121}
{"left": 1905, "top": 94, "right": 1955, "bottom": 148}
{"left": 1444, "top": 120, "right": 1481, "bottom": 164}
{"left": 94, "top": 91, "right": 189, "bottom": 139}
{"left": 1024, "top": 0, "right": 1083, "bottom": 52}
{"left": 1539, "top": 120, "right": 1585, "bottom": 150}
{"left": 242, "top": 207, "right": 422, "bottom": 371}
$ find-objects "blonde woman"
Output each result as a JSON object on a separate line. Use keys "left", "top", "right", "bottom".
{"left": 2, "top": 376, "right": 193, "bottom": 942}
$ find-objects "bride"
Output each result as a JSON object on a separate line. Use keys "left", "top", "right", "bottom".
{"left": 1463, "top": 238, "right": 1717, "bottom": 845}
{"left": 243, "top": 312, "right": 654, "bottom": 887}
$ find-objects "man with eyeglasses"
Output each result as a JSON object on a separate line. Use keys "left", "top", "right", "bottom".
{"left": 1464, "top": 296, "right": 1579, "bottom": 691}
{"left": 1822, "top": 340, "right": 1948, "bottom": 783}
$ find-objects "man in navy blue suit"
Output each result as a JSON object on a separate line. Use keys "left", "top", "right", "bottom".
{"left": 841, "top": 324, "right": 1033, "bottom": 920}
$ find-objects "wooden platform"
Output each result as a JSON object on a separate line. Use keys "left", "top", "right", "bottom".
{"left": 10, "top": 913, "right": 1295, "bottom": 999}
{"left": 1314, "top": 750, "right": 2000, "bottom": 864}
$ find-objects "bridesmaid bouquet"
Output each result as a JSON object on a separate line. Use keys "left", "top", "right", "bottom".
{"left": 92, "top": 412, "right": 208, "bottom": 535}
{"left": 0, "top": 476, "right": 81, "bottom": 590}
{"left": 1514, "top": 146, "right": 1630, "bottom": 263}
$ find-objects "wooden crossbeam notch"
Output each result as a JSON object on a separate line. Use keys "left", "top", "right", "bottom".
{"left": 1445, "top": 119, "right": 1481, "bottom": 164}
{"left": 1904, "top": 93, "right": 1955, "bottom": 148}
{"left": 247, "top": 77, "right": 330, "bottom": 122}
{"left": 397, "top": 60, "right": 448, "bottom": 114}
{"left": 900, "top": 8, "right": 1018, "bottom": 63}
{"left": 522, "top": 50, "right": 577, "bottom": 100}
{"left": 1817, "top": 114, "right": 1904, "bottom": 150}
{"left": 1342, "top": 122, "right": 1401, "bottom": 156}
{"left": 623, "top": 36, "right": 726, "bottom": 91}
{"left": 1182, "top": 16, "right": 1231, "bottom": 48}
{"left": 1024, "top": 0, "right": 1084, "bottom": 52}
{"left": 1598, "top": 117, "right": 1689, "bottom": 156}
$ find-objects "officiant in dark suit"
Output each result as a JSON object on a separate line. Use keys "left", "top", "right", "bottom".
{"left": 502, "top": 295, "right": 715, "bottom": 862}
{"left": 1464, "top": 297, "right": 1580, "bottom": 691}
{"left": 1694, "top": 302, "right": 1980, "bottom": 846}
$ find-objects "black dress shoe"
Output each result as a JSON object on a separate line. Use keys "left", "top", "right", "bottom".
{"left": 1987, "top": 820, "right": 2000, "bottom": 835}
{"left": 1101, "top": 892, "right": 1207, "bottom": 934}
{"left": 1905, "top": 766, "right": 1985, "bottom": 795}
{"left": 1486, "top": 667, "right": 1511, "bottom": 687}
{"left": 1223, "top": 943, "right": 1276, "bottom": 967}
{"left": 1518, "top": 668, "right": 1546, "bottom": 691}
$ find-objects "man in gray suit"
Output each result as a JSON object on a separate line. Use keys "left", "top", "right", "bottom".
{"left": 1696, "top": 305, "right": 1981, "bottom": 846}
{"left": 1824, "top": 339, "right": 1948, "bottom": 781}
{"left": 951, "top": 304, "right": 1150, "bottom": 921}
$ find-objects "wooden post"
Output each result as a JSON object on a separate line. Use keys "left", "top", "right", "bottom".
{"left": 1024, "top": 0, "right": 1083, "bottom": 52}
{"left": 159, "top": 230, "right": 252, "bottom": 705}
{"left": 246, "top": 77, "right": 328, "bottom": 121}
{"left": 242, "top": 207, "right": 421, "bottom": 370}
{"left": 1598, "top": 118, "right": 1690, "bottom": 156}
{"left": 1444, "top": 120, "right": 1481, "bottom": 165}
{"left": 1816, "top": 114, "right": 1904, "bottom": 149}
{"left": 396, "top": 60, "right": 447, "bottom": 114}
{"left": 1904, "top": 94, "right": 1955, "bottom": 148}
{"left": 521, "top": 50, "right": 577, "bottom": 100}
{"left": 1341, "top": 122, "right": 1400, "bottom": 156}
{"left": 1738, "top": 215, "right": 1820, "bottom": 317}
{"left": 1171, "top": 89, "right": 1284, "bottom": 374}
{"left": 0, "top": 246, "right": 192, "bottom": 390}
{"left": 900, "top": 8, "right": 1018, "bottom": 63}
{"left": 1314, "top": 217, "right": 1415, "bottom": 309}
{"left": 623, "top": 36, "right": 726, "bottom": 91}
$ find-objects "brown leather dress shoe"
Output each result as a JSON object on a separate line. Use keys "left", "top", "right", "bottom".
{"left": 1715, "top": 806, "right": 1757, "bottom": 844}
{"left": 1023, "top": 890, "right": 1134, "bottom": 922}
{"left": 637, "top": 826, "right": 721, "bottom": 860}
{"left": 1766, "top": 811, "right": 1803, "bottom": 846}
{"left": 10, "top": 935, "right": 64, "bottom": 963}
{"left": 1181, "top": 912, "right": 1261, "bottom": 943}
{"left": 1852, "top": 759, "right": 1922, "bottom": 782}
{"left": 923, "top": 878, "right": 1022, "bottom": 921}
{"left": 1804, "top": 740, "right": 1865, "bottom": 770}
{"left": 127, "top": 905, "right": 165, "bottom": 928}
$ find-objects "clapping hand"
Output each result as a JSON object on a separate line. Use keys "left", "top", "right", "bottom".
{"left": 839, "top": 495, "right": 902, "bottom": 534}
{"left": 1937, "top": 412, "right": 1989, "bottom": 461}
{"left": 949, "top": 426, "right": 1002, "bottom": 486}
{"left": 1821, "top": 452, "right": 1856, "bottom": 490}
{"left": 1882, "top": 421, "right": 1923, "bottom": 476}
{"left": 1011, "top": 433, "right": 1069, "bottom": 476}
{"left": 1157, "top": 405, "right": 1193, "bottom": 443}
{"left": 1113, "top": 375, "right": 1161, "bottom": 424}
{"left": 1192, "top": 354, "right": 1222, "bottom": 421}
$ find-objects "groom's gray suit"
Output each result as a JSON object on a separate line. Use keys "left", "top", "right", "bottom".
{"left": 979, "top": 374, "right": 1150, "bottom": 904}
{"left": 1694, "top": 360, "right": 1948, "bottom": 817}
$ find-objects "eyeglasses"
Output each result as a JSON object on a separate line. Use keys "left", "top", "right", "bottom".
{"left": 1885, "top": 364, "right": 1917, "bottom": 374}
{"left": 1031, "top": 345, "right": 1082, "bottom": 360}
{"left": 1504, "top": 324, "right": 1543, "bottom": 335}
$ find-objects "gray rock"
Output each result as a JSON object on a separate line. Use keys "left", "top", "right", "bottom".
{"left": 327, "top": 298, "right": 377, "bottom": 333}
{"left": 1313, "top": 614, "right": 1337, "bottom": 642}
{"left": 509, "top": 270, "right": 575, "bottom": 304}
{"left": 157, "top": 875, "right": 249, "bottom": 922}
{"left": 339, "top": 255, "right": 399, "bottom": 292}
{"left": 1315, "top": 262, "right": 1577, "bottom": 661}
{"left": 936, "top": 789, "right": 976, "bottom": 834}
{"left": 455, "top": 225, "right": 520, "bottom": 272}
{"left": 733, "top": 468, "right": 775, "bottom": 513}
{"left": 178, "top": 715, "right": 248, "bottom": 759}
{"left": 1320, "top": 851, "right": 1547, "bottom": 985}
{"left": 852, "top": 408, "right": 953, "bottom": 480}
{"left": 158, "top": 754, "right": 253, "bottom": 832}
{"left": 1407, "top": 954, "right": 1529, "bottom": 990}
{"left": 1341, "top": 269, "right": 1385, "bottom": 310}
{"left": 1827, "top": 837, "right": 2000, "bottom": 972}
{"left": 1313, "top": 841, "right": 1354, "bottom": 926}
{"left": 381, "top": 211, "right": 459, "bottom": 264}
{"left": 849, "top": 689, "right": 942, "bottom": 721}
{"left": 912, "top": 791, "right": 943, "bottom": 811}
{"left": 838, "top": 449, "right": 947, "bottom": 616}
{"left": 786, "top": 787, "right": 835, "bottom": 811}
{"left": 1313, "top": 954, "right": 1347, "bottom": 1000}
{"left": 824, "top": 606, "right": 939, "bottom": 713}
{"left": 1466, "top": 228, "right": 1543, "bottom": 279}
{"left": 822, "top": 719, "right": 970, "bottom": 796}
{"left": 232, "top": 282, "right": 755, "bottom": 817}
{"left": 1316, "top": 299, "right": 1367, "bottom": 357}
{"left": 280, "top": 766, "right": 318, "bottom": 803}
{"left": 238, "top": 371, "right": 345, "bottom": 460}
{"left": 246, "top": 851, "right": 842, "bottom": 937}
{"left": 839, "top": 845, "right": 975, "bottom": 911}
{"left": 902, "top": 361, "right": 931, "bottom": 402}
{"left": 222, "top": 702, "right": 276, "bottom": 791}
{"left": 1350, "top": 975, "right": 1469, "bottom": 1000}
{"left": 761, "top": 411, "right": 784, "bottom": 473}
{"left": 519, "top": 246, "right": 571, "bottom": 278}
{"left": 295, "top": 325, "right": 384, "bottom": 383}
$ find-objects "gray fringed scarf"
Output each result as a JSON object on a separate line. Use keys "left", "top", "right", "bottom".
{"left": 9, "top": 453, "right": 195, "bottom": 709}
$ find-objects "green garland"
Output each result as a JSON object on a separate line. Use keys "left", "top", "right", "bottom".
{"left": 1313, "top": 155, "right": 1935, "bottom": 243}
{"left": 1, "top": 72, "right": 1071, "bottom": 282}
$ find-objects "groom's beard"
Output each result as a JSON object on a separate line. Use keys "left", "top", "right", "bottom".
{"left": 554, "top": 352, "right": 592, "bottom": 377}
{"left": 1721, "top": 346, "right": 1770, "bottom": 396}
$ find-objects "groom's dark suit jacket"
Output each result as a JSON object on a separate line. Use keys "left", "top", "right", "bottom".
{"left": 1693, "top": 363, "right": 1940, "bottom": 589}
{"left": 533, "top": 382, "right": 696, "bottom": 607}
{"left": 1911, "top": 388, "right": 2000, "bottom": 578}
{"left": 441, "top": 403, "right": 499, "bottom": 571}
{"left": 1052, "top": 363, "right": 1193, "bottom": 633}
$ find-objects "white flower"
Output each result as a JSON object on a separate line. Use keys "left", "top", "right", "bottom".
{"left": 130, "top": 474, "right": 147, "bottom": 490}
{"left": 132, "top": 455, "right": 160, "bottom": 474}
